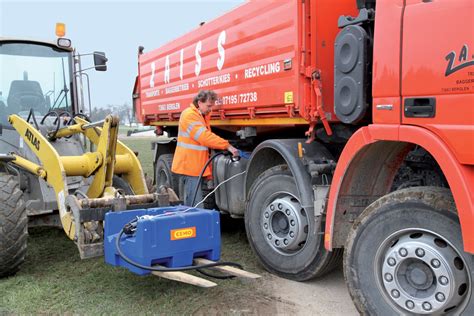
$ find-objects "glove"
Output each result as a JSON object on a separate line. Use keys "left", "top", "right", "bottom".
{"left": 227, "top": 144, "right": 239, "bottom": 157}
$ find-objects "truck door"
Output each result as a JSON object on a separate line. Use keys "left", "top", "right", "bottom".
{"left": 401, "top": 0, "right": 474, "bottom": 165}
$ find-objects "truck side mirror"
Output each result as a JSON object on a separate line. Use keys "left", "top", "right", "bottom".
{"left": 94, "top": 52, "right": 108, "bottom": 71}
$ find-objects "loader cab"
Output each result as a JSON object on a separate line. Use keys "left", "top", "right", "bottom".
{"left": 0, "top": 40, "right": 76, "bottom": 127}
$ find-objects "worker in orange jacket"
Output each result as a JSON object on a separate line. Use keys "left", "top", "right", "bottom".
{"left": 172, "top": 90, "right": 238, "bottom": 206}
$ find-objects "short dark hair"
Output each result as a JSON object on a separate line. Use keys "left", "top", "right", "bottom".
{"left": 193, "top": 90, "right": 217, "bottom": 107}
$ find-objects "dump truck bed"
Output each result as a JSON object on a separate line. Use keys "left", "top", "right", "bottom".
{"left": 134, "top": 0, "right": 357, "bottom": 128}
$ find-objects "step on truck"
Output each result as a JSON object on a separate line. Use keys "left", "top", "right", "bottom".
{"left": 133, "top": 0, "right": 474, "bottom": 313}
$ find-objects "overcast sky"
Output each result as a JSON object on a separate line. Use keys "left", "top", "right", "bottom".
{"left": 0, "top": 0, "right": 244, "bottom": 108}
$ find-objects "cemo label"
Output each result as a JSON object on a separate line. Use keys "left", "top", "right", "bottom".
{"left": 170, "top": 227, "right": 196, "bottom": 240}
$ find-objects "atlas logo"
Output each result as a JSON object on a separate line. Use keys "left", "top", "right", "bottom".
{"left": 445, "top": 44, "right": 474, "bottom": 76}
{"left": 24, "top": 128, "right": 40, "bottom": 151}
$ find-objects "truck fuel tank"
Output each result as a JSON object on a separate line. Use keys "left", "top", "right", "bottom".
{"left": 213, "top": 154, "right": 248, "bottom": 217}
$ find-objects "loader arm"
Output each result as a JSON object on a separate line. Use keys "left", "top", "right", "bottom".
{"left": 84, "top": 115, "right": 119, "bottom": 198}
{"left": 8, "top": 114, "right": 76, "bottom": 239}
{"left": 7, "top": 114, "right": 148, "bottom": 242}
{"left": 74, "top": 117, "right": 148, "bottom": 195}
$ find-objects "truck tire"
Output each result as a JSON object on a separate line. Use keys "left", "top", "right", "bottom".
{"left": 0, "top": 174, "right": 27, "bottom": 278}
{"left": 344, "top": 187, "right": 473, "bottom": 315}
{"left": 144, "top": 174, "right": 156, "bottom": 193}
{"left": 245, "top": 165, "right": 342, "bottom": 281}
{"left": 155, "top": 154, "right": 179, "bottom": 194}
{"left": 201, "top": 184, "right": 217, "bottom": 210}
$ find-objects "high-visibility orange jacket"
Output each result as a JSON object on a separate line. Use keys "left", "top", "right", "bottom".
{"left": 171, "top": 104, "right": 230, "bottom": 177}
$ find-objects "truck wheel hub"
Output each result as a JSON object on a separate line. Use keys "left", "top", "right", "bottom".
{"left": 405, "top": 261, "right": 433, "bottom": 290}
{"left": 378, "top": 230, "right": 470, "bottom": 314}
{"left": 262, "top": 196, "right": 307, "bottom": 253}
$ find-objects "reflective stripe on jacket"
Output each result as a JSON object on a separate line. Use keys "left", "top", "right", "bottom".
{"left": 171, "top": 104, "right": 229, "bottom": 177}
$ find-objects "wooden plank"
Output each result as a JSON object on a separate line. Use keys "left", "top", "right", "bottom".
{"left": 151, "top": 269, "right": 217, "bottom": 288}
{"left": 194, "top": 258, "right": 261, "bottom": 279}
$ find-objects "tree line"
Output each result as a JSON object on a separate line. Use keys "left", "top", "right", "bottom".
{"left": 89, "top": 103, "right": 135, "bottom": 126}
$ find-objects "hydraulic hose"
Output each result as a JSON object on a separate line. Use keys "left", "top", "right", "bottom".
{"left": 40, "top": 110, "right": 72, "bottom": 140}
{"left": 26, "top": 108, "right": 40, "bottom": 130}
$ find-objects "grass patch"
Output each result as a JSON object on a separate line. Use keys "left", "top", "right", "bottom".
{"left": 0, "top": 137, "right": 265, "bottom": 314}
{"left": 118, "top": 125, "right": 134, "bottom": 136}
{"left": 0, "top": 224, "right": 263, "bottom": 314}
{"left": 120, "top": 137, "right": 155, "bottom": 178}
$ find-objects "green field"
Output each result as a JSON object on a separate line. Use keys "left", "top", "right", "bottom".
{"left": 120, "top": 136, "right": 155, "bottom": 178}
{"left": 0, "top": 137, "right": 266, "bottom": 314}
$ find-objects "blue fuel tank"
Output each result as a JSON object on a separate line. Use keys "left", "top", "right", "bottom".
{"left": 104, "top": 206, "right": 221, "bottom": 275}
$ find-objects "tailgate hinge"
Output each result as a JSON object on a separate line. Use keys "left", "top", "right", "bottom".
{"left": 305, "top": 70, "right": 332, "bottom": 143}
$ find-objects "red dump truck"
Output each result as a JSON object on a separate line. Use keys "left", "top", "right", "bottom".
{"left": 133, "top": 0, "right": 474, "bottom": 313}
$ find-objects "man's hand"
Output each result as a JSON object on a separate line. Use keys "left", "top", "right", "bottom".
{"left": 227, "top": 144, "right": 239, "bottom": 157}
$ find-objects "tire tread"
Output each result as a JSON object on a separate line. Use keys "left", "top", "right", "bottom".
{"left": 246, "top": 165, "right": 341, "bottom": 281}
{"left": 0, "top": 174, "right": 27, "bottom": 278}
{"left": 156, "top": 154, "right": 180, "bottom": 194}
{"left": 344, "top": 187, "right": 463, "bottom": 314}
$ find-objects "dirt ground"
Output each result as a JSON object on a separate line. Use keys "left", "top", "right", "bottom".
{"left": 250, "top": 267, "right": 358, "bottom": 315}
{"left": 194, "top": 266, "right": 359, "bottom": 315}
{"left": 264, "top": 267, "right": 358, "bottom": 315}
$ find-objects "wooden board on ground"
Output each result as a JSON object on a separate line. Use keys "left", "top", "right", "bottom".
{"left": 151, "top": 260, "right": 260, "bottom": 287}
{"left": 194, "top": 258, "right": 261, "bottom": 279}
{"left": 151, "top": 269, "right": 217, "bottom": 288}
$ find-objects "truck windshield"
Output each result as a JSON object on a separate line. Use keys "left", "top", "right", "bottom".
{"left": 0, "top": 42, "right": 73, "bottom": 126}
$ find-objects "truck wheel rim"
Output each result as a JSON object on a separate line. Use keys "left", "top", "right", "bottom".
{"left": 376, "top": 229, "right": 470, "bottom": 314}
{"left": 261, "top": 195, "right": 308, "bottom": 254}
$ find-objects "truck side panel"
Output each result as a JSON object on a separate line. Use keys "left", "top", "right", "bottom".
{"left": 139, "top": 1, "right": 303, "bottom": 125}
{"left": 137, "top": 1, "right": 356, "bottom": 128}
{"left": 371, "top": 0, "right": 404, "bottom": 125}
{"left": 401, "top": 0, "right": 474, "bottom": 165}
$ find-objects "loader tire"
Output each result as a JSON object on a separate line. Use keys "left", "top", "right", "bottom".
{"left": 245, "top": 165, "right": 342, "bottom": 281}
{"left": 113, "top": 175, "right": 134, "bottom": 195}
{"left": 155, "top": 154, "right": 180, "bottom": 194}
{"left": 0, "top": 174, "right": 27, "bottom": 278}
{"left": 344, "top": 187, "right": 473, "bottom": 315}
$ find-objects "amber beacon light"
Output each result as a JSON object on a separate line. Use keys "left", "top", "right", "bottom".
{"left": 55, "top": 23, "right": 66, "bottom": 37}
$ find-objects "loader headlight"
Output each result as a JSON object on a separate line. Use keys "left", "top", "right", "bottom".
{"left": 57, "top": 38, "right": 71, "bottom": 48}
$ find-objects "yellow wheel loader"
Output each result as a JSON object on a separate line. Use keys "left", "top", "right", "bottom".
{"left": 0, "top": 29, "right": 259, "bottom": 287}
{"left": 0, "top": 35, "right": 169, "bottom": 277}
